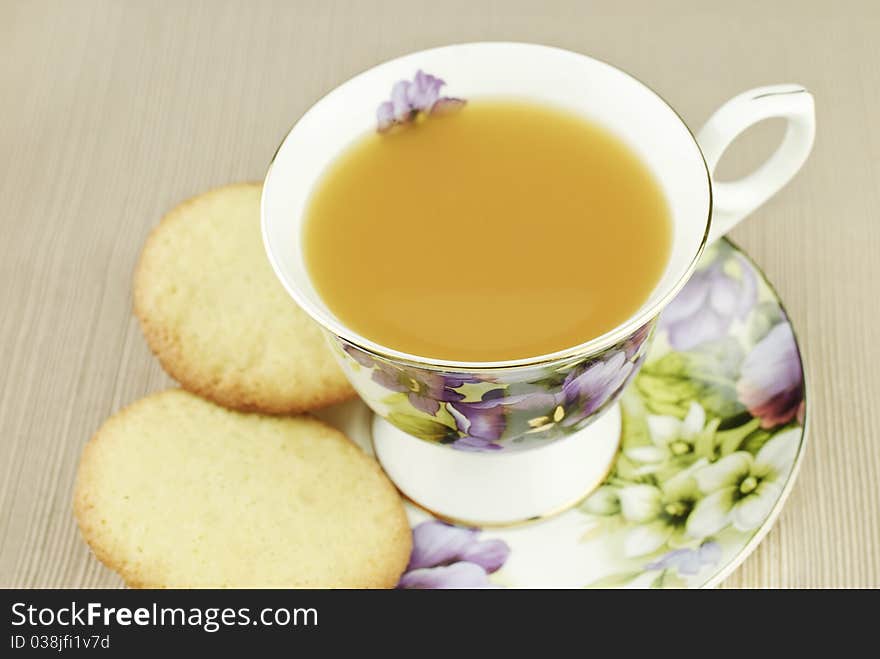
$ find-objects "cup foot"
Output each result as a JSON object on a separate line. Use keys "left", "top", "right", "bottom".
{"left": 371, "top": 404, "right": 621, "bottom": 527}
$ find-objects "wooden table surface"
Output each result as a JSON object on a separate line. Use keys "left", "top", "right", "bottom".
{"left": 2, "top": 0, "right": 878, "bottom": 588}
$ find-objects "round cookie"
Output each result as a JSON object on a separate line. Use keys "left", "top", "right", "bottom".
{"left": 74, "top": 389, "right": 412, "bottom": 588}
{"left": 134, "top": 183, "right": 354, "bottom": 414}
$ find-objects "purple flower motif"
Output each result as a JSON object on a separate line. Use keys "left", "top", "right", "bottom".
{"left": 406, "top": 521, "right": 478, "bottom": 570}
{"left": 397, "top": 562, "right": 493, "bottom": 588}
{"left": 407, "top": 70, "right": 444, "bottom": 110}
{"left": 376, "top": 70, "right": 465, "bottom": 132}
{"left": 376, "top": 102, "right": 395, "bottom": 133}
{"left": 623, "top": 321, "right": 654, "bottom": 360}
{"left": 448, "top": 387, "right": 555, "bottom": 442}
{"left": 391, "top": 80, "right": 412, "bottom": 119}
{"left": 447, "top": 389, "right": 517, "bottom": 441}
{"left": 737, "top": 322, "right": 804, "bottom": 428}
{"left": 341, "top": 340, "right": 638, "bottom": 448}
{"left": 451, "top": 436, "right": 504, "bottom": 452}
{"left": 430, "top": 97, "right": 467, "bottom": 115}
{"left": 398, "top": 521, "right": 510, "bottom": 589}
{"left": 446, "top": 350, "right": 635, "bottom": 446}
{"left": 371, "top": 366, "right": 467, "bottom": 415}
{"left": 645, "top": 541, "right": 722, "bottom": 576}
{"left": 343, "top": 343, "right": 471, "bottom": 416}
{"left": 661, "top": 255, "right": 757, "bottom": 351}
{"left": 560, "top": 351, "right": 635, "bottom": 426}
{"left": 343, "top": 343, "right": 377, "bottom": 368}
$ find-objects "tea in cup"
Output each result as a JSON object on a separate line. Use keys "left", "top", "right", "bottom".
{"left": 262, "top": 43, "right": 814, "bottom": 524}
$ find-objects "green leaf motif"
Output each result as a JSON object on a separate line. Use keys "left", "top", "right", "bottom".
{"left": 381, "top": 394, "right": 460, "bottom": 439}
{"left": 455, "top": 382, "right": 501, "bottom": 403}
{"left": 742, "top": 427, "right": 775, "bottom": 455}
{"left": 386, "top": 412, "right": 457, "bottom": 443}
{"left": 619, "top": 389, "right": 652, "bottom": 452}
{"left": 381, "top": 392, "right": 411, "bottom": 408}
{"left": 609, "top": 454, "right": 649, "bottom": 483}
{"left": 716, "top": 417, "right": 761, "bottom": 456}
{"left": 698, "top": 387, "right": 747, "bottom": 421}
{"left": 744, "top": 300, "right": 784, "bottom": 346}
{"left": 650, "top": 569, "right": 687, "bottom": 589}
{"left": 690, "top": 337, "right": 745, "bottom": 381}
{"left": 433, "top": 403, "right": 459, "bottom": 431}
{"left": 637, "top": 339, "right": 746, "bottom": 420}
{"left": 636, "top": 372, "right": 696, "bottom": 417}
{"left": 694, "top": 417, "right": 721, "bottom": 460}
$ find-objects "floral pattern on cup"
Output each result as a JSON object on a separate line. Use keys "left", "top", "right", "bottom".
{"left": 376, "top": 70, "right": 466, "bottom": 132}
{"left": 330, "top": 319, "right": 655, "bottom": 453}
{"left": 399, "top": 240, "right": 806, "bottom": 588}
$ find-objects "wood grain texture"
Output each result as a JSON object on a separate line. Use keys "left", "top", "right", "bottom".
{"left": 1, "top": 0, "right": 878, "bottom": 588}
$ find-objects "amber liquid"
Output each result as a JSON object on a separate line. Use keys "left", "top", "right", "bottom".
{"left": 303, "top": 99, "right": 672, "bottom": 361}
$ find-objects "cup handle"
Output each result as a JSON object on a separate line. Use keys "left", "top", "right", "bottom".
{"left": 697, "top": 84, "right": 815, "bottom": 244}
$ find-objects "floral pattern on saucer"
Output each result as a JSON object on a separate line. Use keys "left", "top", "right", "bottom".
{"left": 395, "top": 240, "right": 806, "bottom": 588}
{"left": 398, "top": 521, "right": 510, "bottom": 588}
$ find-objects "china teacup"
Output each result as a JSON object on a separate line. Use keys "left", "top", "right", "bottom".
{"left": 262, "top": 43, "right": 814, "bottom": 524}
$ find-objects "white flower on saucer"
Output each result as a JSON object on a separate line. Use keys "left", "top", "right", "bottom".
{"left": 687, "top": 428, "right": 800, "bottom": 537}
{"left": 616, "top": 468, "right": 705, "bottom": 557}
{"left": 625, "top": 402, "right": 712, "bottom": 472}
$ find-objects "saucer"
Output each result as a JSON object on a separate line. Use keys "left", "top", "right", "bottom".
{"left": 316, "top": 239, "right": 807, "bottom": 588}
